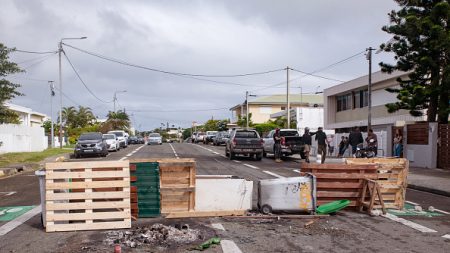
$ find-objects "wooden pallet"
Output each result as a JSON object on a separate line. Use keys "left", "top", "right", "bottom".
{"left": 130, "top": 164, "right": 138, "bottom": 219}
{"left": 159, "top": 159, "right": 196, "bottom": 213}
{"left": 301, "top": 163, "right": 378, "bottom": 208}
{"left": 45, "top": 161, "right": 131, "bottom": 232}
{"left": 346, "top": 158, "right": 408, "bottom": 209}
{"left": 359, "top": 179, "right": 386, "bottom": 214}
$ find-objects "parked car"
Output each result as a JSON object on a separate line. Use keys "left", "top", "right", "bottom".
{"left": 225, "top": 128, "right": 263, "bottom": 160}
{"left": 128, "top": 136, "right": 139, "bottom": 144}
{"left": 195, "top": 132, "right": 205, "bottom": 143}
{"left": 108, "top": 130, "right": 127, "bottom": 148}
{"left": 74, "top": 132, "right": 108, "bottom": 158}
{"left": 213, "top": 131, "right": 230, "bottom": 146}
{"left": 137, "top": 137, "right": 145, "bottom": 144}
{"left": 204, "top": 131, "right": 218, "bottom": 144}
{"left": 262, "top": 129, "right": 305, "bottom": 159}
{"left": 102, "top": 133, "right": 119, "bottom": 152}
{"left": 148, "top": 133, "right": 163, "bottom": 145}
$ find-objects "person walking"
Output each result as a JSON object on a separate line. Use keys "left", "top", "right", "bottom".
{"left": 302, "top": 127, "right": 312, "bottom": 163}
{"left": 366, "top": 129, "right": 378, "bottom": 156}
{"left": 273, "top": 128, "right": 282, "bottom": 163}
{"left": 338, "top": 136, "right": 346, "bottom": 157}
{"left": 348, "top": 127, "right": 363, "bottom": 157}
{"left": 315, "top": 127, "right": 328, "bottom": 164}
{"left": 393, "top": 129, "right": 403, "bottom": 157}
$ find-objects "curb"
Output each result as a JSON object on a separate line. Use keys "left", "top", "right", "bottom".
{"left": 407, "top": 184, "right": 450, "bottom": 198}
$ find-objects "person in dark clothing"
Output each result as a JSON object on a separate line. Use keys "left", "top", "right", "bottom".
{"left": 273, "top": 128, "right": 282, "bottom": 162}
{"left": 302, "top": 127, "right": 313, "bottom": 163}
{"left": 348, "top": 127, "right": 364, "bottom": 156}
{"left": 366, "top": 129, "right": 378, "bottom": 156}
{"left": 338, "top": 136, "right": 346, "bottom": 157}
{"left": 315, "top": 127, "right": 328, "bottom": 164}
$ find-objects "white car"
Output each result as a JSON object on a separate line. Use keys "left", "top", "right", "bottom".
{"left": 148, "top": 133, "right": 162, "bottom": 145}
{"left": 103, "top": 134, "right": 119, "bottom": 151}
{"left": 108, "top": 130, "right": 127, "bottom": 148}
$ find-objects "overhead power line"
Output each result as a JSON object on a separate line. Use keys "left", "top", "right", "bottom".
{"left": 12, "top": 49, "right": 58, "bottom": 54}
{"left": 127, "top": 107, "right": 229, "bottom": 113}
{"left": 62, "top": 51, "right": 114, "bottom": 104}
{"left": 62, "top": 43, "right": 283, "bottom": 78}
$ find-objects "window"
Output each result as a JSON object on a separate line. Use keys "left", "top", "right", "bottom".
{"left": 280, "top": 106, "right": 286, "bottom": 110}
{"left": 353, "top": 90, "right": 368, "bottom": 108}
{"left": 336, "top": 93, "right": 352, "bottom": 112}
{"left": 259, "top": 106, "right": 272, "bottom": 114}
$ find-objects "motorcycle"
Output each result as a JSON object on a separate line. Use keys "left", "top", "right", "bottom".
{"left": 355, "top": 142, "right": 376, "bottom": 158}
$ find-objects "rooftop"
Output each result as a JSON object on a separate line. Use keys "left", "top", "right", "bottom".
{"left": 230, "top": 94, "right": 323, "bottom": 110}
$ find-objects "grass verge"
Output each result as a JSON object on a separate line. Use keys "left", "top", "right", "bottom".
{"left": 0, "top": 148, "right": 73, "bottom": 167}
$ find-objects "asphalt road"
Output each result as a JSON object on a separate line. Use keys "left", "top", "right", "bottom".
{"left": 0, "top": 142, "right": 449, "bottom": 253}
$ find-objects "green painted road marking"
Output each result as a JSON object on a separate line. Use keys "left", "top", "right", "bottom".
{"left": 0, "top": 206, "right": 36, "bottom": 221}
{"left": 388, "top": 203, "right": 443, "bottom": 217}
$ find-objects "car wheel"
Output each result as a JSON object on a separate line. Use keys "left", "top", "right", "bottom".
{"left": 256, "top": 153, "right": 262, "bottom": 161}
{"left": 225, "top": 148, "right": 229, "bottom": 157}
{"left": 263, "top": 151, "right": 267, "bottom": 158}
{"left": 261, "top": 204, "right": 272, "bottom": 214}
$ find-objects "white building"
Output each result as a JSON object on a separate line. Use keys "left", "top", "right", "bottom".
{"left": 5, "top": 103, "right": 47, "bottom": 127}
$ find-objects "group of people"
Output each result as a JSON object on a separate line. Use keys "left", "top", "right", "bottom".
{"left": 272, "top": 126, "right": 403, "bottom": 164}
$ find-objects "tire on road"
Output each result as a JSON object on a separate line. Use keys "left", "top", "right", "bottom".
{"left": 255, "top": 153, "right": 262, "bottom": 161}
{"left": 229, "top": 151, "right": 235, "bottom": 160}
{"left": 261, "top": 204, "right": 272, "bottom": 214}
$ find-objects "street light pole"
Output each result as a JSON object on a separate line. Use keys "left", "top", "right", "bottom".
{"left": 286, "top": 66, "right": 290, "bottom": 129}
{"left": 113, "top": 90, "right": 127, "bottom": 112}
{"left": 58, "top": 36, "right": 87, "bottom": 148}
{"left": 246, "top": 91, "right": 249, "bottom": 128}
{"left": 366, "top": 47, "right": 375, "bottom": 130}
{"left": 49, "top": 81, "right": 55, "bottom": 148}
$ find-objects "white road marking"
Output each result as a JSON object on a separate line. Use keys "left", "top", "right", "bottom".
{"left": 0, "top": 205, "right": 41, "bottom": 236}
{"left": 382, "top": 213, "right": 437, "bottom": 233}
{"left": 169, "top": 143, "right": 179, "bottom": 159}
{"left": 293, "top": 169, "right": 300, "bottom": 173}
{"left": 211, "top": 223, "right": 225, "bottom": 231}
{"left": 442, "top": 234, "right": 450, "bottom": 239}
{"left": 119, "top": 157, "right": 127, "bottom": 161}
{"left": 243, "top": 163, "right": 259, "bottom": 169}
{"left": 221, "top": 240, "right": 243, "bottom": 253}
{"left": 212, "top": 152, "right": 220, "bottom": 155}
{"left": 0, "top": 192, "right": 16, "bottom": 196}
{"left": 221, "top": 155, "right": 227, "bottom": 158}
{"left": 263, "top": 171, "right": 285, "bottom": 178}
{"left": 405, "top": 201, "right": 420, "bottom": 206}
{"left": 233, "top": 160, "right": 241, "bottom": 163}
{"left": 405, "top": 200, "right": 450, "bottom": 214}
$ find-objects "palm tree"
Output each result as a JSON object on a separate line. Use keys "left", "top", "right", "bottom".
{"left": 75, "top": 106, "right": 95, "bottom": 128}
{"left": 104, "top": 110, "right": 130, "bottom": 130}
{"left": 59, "top": 106, "right": 77, "bottom": 128}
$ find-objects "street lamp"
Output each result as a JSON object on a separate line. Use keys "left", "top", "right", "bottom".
{"left": 49, "top": 81, "right": 55, "bottom": 148}
{"left": 58, "top": 36, "right": 87, "bottom": 148}
{"left": 113, "top": 90, "right": 127, "bottom": 112}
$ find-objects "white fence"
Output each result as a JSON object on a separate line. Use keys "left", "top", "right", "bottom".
{"left": 0, "top": 124, "right": 48, "bottom": 154}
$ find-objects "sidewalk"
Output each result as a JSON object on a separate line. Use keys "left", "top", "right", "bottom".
{"left": 408, "top": 167, "right": 450, "bottom": 197}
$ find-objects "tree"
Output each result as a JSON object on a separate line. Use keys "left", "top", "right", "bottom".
{"left": 379, "top": 0, "right": 450, "bottom": 123}
{"left": 203, "top": 119, "right": 220, "bottom": 131}
{"left": 60, "top": 106, "right": 77, "bottom": 128}
{"left": 75, "top": 106, "right": 95, "bottom": 128}
{"left": 0, "top": 43, "right": 23, "bottom": 124}
{"left": 237, "top": 113, "right": 253, "bottom": 127}
{"left": 102, "top": 110, "right": 130, "bottom": 132}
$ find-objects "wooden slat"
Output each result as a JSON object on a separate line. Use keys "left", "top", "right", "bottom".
{"left": 46, "top": 180, "right": 129, "bottom": 190}
{"left": 47, "top": 190, "right": 130, "bottom": 201}
{"left": 47, "top": 200, "right": 130, "bottom": 211}
{"left": 47, "top": 211, "right": 130, "bottom": 221}
{"left": 46, "top": 160, "right": 129, "bottom": 170}
{"left": 165, "top": 210, "right": 246, "bottom": 218}
{"left": 302, "top": 163, "right": 377, "bottom": 170}
{"left": 310, "top": 173, "right": 378, "bottom": 179}
{"left": 46, "top": 221, "right": 131, "bottom": 232}
{"left": 46, "top": 170, "right": 129, "bottom": 179}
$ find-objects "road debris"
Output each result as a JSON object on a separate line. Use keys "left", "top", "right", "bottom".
{"left": 192, "top": 237, "right": 221, "bottom": 251}
{"left": 104, "top": 223, "right": 202, "bottom": 249}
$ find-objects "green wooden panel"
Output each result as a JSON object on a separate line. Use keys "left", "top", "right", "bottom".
{"left": 130, "top": 162, "right": 161, "bottom": 217}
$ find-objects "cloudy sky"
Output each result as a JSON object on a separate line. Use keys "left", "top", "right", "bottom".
{"left": 1, "top": 0, "right": 399, "bottom": 130}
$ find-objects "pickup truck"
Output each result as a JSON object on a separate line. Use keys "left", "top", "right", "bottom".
{"left": 225, "top": 129, "right": 263, "bottom": 161}
{"left": 262, "top": 129, "right": 305, "bottom": 159}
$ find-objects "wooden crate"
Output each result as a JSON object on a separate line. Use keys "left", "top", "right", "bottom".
{"left": 159, "top": 159, "right": 195, "bottom": 213}
{"left": 346, "top": 158, "right": 408, "bottom": 209}
{"left": 301, "top": 163, "right": 378, "bottom": 207}
{"left": 45, "top": 161, "right": 131, "bottom": 232}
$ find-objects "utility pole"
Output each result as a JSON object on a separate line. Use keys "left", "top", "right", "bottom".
{"left": 113, "top": 90, "right": 127, "bottom": 112}
{"left": 58, "top": 41, "right": 63, "bottom": 148}
{"left": 366, "top": 47, "right": 375, "bottom": 130}
{"left": 49, "top": 81, "right": 55, "bottom": 148}
{"left": 286, "top": 66, "right": 290, "bottom": 129}
{"left": 246, "top": 91, "right": 249, "bottom": 128}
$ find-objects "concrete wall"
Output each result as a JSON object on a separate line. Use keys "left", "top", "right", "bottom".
{"left": 0, "top": 124, "right": 48, "bottom": 153}
{"left": 404, "top": 122, "right": 438, "bottom": 168}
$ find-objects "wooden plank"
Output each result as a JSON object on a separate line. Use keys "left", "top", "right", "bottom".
{"left": 165, "top": 210, "right": 246, "bottom": 219}
{"left": 47, "top": 211, "right": 130, "bottom": 221}
{"left": 46, "top": 220, "right": 131, "bottom": 232}
{"left": 47, "top": 200, "right": 130, "bottom": 211}
{"left": 317, "top": 192, "right": 360, "bottom": 198}
{"left": 160, "top": 186, "right": 195, "bottom": 192}
{"left": 310, "top": 173, "right": 378, "bottom": 179}
{"left": 302, "top": 164, "right": 377, "bottom": 170}
{"left": 46, "top": 171, "right": 129, "bottom": 179}
{"left": 316, "top": 182, "right": 363, "bottom": 189}
{"left": 46, "top": 161, "right": 129, "bottom": 170}
{"left": 46, "top": 180, "right": 129, "bottom": 190}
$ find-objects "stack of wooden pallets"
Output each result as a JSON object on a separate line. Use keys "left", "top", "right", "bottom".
{"left": 44, "top": 161, "right": 131, "bottom": 232}
{"left": 301, "top": 163, "right": 378, "bottom": 208}
{"left": 346, "top": 158, "right": 409, "bottom": 209}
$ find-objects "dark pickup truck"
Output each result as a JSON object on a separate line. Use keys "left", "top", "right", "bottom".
{"left": 225, "top": 129, "right": 263, "bottom": 161}
{"left": 262, "top": 129, "right": 305, "bottom": 159}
